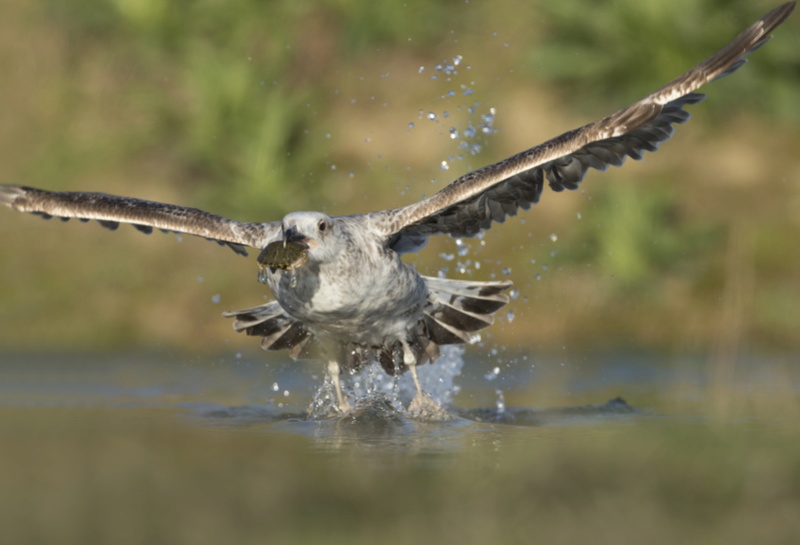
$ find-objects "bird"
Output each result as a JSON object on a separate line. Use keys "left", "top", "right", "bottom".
{"left": 1, "top": 3, "right": 794, "bottom": 415}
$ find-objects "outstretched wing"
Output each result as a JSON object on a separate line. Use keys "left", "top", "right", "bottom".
{"left": 0, "top": 185, "right": 280, "bottom": 256}
{"left": 370, "top": 2, "right": 794, "bottom": 253}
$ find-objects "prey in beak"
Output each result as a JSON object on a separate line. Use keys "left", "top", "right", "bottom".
{"left": 256, "top": 229, "right": 310, "bottom": 283}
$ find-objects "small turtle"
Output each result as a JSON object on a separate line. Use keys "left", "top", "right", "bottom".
{"left": 256, "top": 240, "right": 308, "bottom": 283}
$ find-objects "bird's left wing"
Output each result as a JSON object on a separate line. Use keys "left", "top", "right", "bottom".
{"left": 369, "top": 2, "right": 794, "bottom": 254}
{"left": 0, "top": 185, "right": 280, "bottom": 256}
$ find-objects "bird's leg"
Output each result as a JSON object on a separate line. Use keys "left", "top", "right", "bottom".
{"left": 407, "top": 363, "right": 426, "bottom": 402}
{"left": 327, "top": 360, "right": 352, "bottom": 413}
{"left": 403, "top": 342, "right": 450, "bottom": 420}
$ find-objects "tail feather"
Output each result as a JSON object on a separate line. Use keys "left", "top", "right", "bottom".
{"left": 422, "top": 315, "right": 471, "bottom": 344}
{"left": 222, "top": 302, "right": 313, "bottom": 358}
{"left": 420, "top": 275, "right": 512, "bottom": 348}
{"left": 428, "top": 304, "right": 493, "bottom": 333}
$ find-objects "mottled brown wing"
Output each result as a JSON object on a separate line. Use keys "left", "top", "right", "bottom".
{"left": 372, "top": 2, "right": 794, "bottom": 253}
{"left": 0, "top": 185, "right": 280, "bottom": 256}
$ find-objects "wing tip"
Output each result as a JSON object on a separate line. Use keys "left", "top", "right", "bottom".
{"left": 0, "top": 184, "right": 26, "bottom": 209}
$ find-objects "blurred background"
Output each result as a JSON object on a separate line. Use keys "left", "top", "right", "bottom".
{"left": 0, "top": 0, "right": 798, "bottom": 361}
{"left": 1, "top": 3, "right": 799, "bottom": 545}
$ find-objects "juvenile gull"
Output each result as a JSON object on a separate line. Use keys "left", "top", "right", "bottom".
{"left": 1, "top": 3, "right": 794, "bottom": 414}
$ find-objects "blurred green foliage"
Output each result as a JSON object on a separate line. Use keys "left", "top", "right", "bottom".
{"left": 0, "top": 0, "right": 798, "bottom": 353}
{"left": 35, "top": 0, "right": 462, "bottom": 217}
{"left": 531, "top": 0, "right": 800, "bottom": 119}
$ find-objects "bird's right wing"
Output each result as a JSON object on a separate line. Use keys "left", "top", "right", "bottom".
{"left": 0, "top": 184, "right": 280, "bottom": 256}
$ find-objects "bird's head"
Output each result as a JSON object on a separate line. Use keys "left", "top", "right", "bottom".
{"left": 280, "top": 211, "right": 338, "bottom": 262}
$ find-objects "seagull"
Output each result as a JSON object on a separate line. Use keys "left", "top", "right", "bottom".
{"left": 1, "top": 3, "right": 794, "bottom": 415}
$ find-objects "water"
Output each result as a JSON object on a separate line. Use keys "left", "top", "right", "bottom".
{"left": 3, "top": 349, "right": 795, "bottom": 451}
{"left": 3, "top": 349, "right": 799, "bottom": 545}
{"left": 0, "top": 349, "right": 653, "bottom": 465}
{"left": 0, "top": 349, "right": 636, "bottom": 411}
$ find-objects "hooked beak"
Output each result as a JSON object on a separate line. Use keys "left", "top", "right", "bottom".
{"left": 283, "top": 227, "right": 310, "bottom": 249}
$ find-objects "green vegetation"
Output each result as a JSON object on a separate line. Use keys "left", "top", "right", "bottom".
{"left": 0, "top": 0, "right": 798, "bottom": 354}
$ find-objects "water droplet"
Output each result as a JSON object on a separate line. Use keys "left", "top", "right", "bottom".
{"left": 495, "top": 389, "right": 506, "bottom": 414}
{"left": 550, "top": 233, "right": 558, "bottom": 242}
{"left": 197, "top": 276, "right": 204, "bottom": 283}
{"left": 509, "top": 288, "right": 519, "bottom": 300}
{"left": 576, "top": 212, "right": 582, "bottom": 220}
{"left": 211, "top": 294, "right": 221, "bottom": 304}
{"left": 502, "top": 267, "right": 512, "bottom": 275}
{"left": 408, "top": 122, "right": 415, "bottom": 129}
{"left": 449, "top": 128, "right": 459, "bottom": 139}
{"left": 427, "top": 112, "right": 437, "bottom": 120}
{"left": 272, "top": 382, "right": 280, "bottom": 392}
{"left": 440, "top": 160, "right": 450, "bottom": 171}
{"left": 506, "top": 310, "right": 515, "bottom": 323}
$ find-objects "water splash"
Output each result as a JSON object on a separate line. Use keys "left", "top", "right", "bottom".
{"left": 348, "top": 345, "right": 466, "bottom": 408}
{"left": 414, "top": 54, "right": 498, "bottom": 169}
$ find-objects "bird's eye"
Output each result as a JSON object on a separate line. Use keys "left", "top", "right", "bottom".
{"left": 318, "top": 219, "right": 328, "bottom": 232}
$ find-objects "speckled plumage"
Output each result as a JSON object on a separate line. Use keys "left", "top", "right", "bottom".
{"left": 1, "top": 3, "right": 794, "bottom": 413}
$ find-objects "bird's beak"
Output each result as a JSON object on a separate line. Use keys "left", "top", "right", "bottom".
{"left": 283, "top": 227, "right": 310, "bottom": 249}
